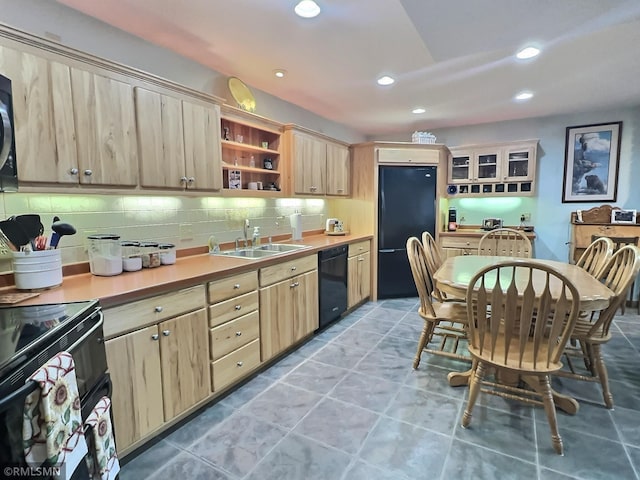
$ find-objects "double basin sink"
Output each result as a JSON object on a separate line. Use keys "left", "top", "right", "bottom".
{"left": 213, "top": 243, "right": 309, "bottom": 259}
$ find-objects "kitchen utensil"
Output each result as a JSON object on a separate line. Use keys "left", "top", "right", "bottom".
{"left": 14, "top": 214, "right": 44, "bottom": 240}
{"left": 50, "top": 221, "right": 76, "bottom": 248}
{"left": 0, "top": 219, "right": 30, "bottom": 249}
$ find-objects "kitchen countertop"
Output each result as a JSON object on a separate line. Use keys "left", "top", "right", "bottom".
{"left": 3, "top": 233, "right": 372, "bottom": 308}
{"left": 439, "top": 228, "right": 536, "bottom": 238}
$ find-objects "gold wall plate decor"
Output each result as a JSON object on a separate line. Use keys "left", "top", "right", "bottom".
{"left": 228, "top": 77, "right": 256, "bottom": 112}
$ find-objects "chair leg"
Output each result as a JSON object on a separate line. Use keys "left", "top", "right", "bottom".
{"left": 592, "top": 344, "right": 614, "bottom": 409}
{"left": 413, "top": 321, "right": 435, "bottom": 369}
{"left": 462, "top": 361, "right": 485, "bottom": 428}
{"left": 531, "top": 375, "right": 564, "bottom": 455}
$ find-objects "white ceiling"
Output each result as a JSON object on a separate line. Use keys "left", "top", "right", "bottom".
{"left": 56, "top": 0, "right": 640, "bottom": 137}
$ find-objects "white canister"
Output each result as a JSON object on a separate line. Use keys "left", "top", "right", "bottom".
{"left": 88, "top": 234, "right": 123, "bottom": 276}
{"left": 159, "top": 243, "right": 176, "bottom": 265}
{"left": 12, "top": 249, "right": 63, "bottom": 290}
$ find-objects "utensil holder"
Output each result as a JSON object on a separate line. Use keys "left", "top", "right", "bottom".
{"left": 12, "top": 249, "right": 63, "bottom": 290}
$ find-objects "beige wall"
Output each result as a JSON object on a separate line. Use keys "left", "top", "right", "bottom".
{"left": 0, "top": 193, "right": 328, "bottom": 273}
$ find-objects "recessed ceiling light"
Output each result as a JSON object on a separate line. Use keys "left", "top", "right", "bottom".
{"left": 294, "top": 0, "right": 321, "bottom": 18}
{"left": 377, "top": 75, "right": 395, "bottom": 86}
{"left": 412, "top": 107, "right": 426, "bottom": 114}
{"left": 515, "top": 91, "right": 534, "bottom": 101}
{"left": 273, "top": 69, "right": 287, "bottom": 78}
{"left": 516, "top": 46, "right": 540, "bottom": 59}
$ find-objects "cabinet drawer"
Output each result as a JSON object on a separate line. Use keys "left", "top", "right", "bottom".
{"left": 377, "top": 148, "right": 440, "bottom": 164}
{"left": 573, "top": 225, "right": 640, "bottom": 248}
{"left": 440, "top": 236, "right": 481, "bottom": 250}
{"left": 208, "top": 271, "right": 258, "bottom": 304}
{"left": 211, "top": 338, "right": 261, "bottom": 391}
{"left": 210, "top": 310, "right": 259, "bottom": 360}
{"left": 104, "top": 285, "right": 205, "bottom": 338}
{"left": 348, "top": 240, "right": 370, "bottom": 257}
{"left": 208, "top": 290, "right": 258, "bottom": 328}
{"left": 259, "top": 254, "right": 317, "bottom": 287}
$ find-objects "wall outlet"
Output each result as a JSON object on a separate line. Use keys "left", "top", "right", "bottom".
{"left": 179, "top": 223, "right": 194, "bottom": 241}
{"left": 82, "top": 230, "right": 97, "bottom": 252}
{"left": 521, "top": 213, "right": 531, "bottom": 222}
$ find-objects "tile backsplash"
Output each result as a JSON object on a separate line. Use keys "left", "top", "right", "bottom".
{"left": 0, "top": 193, "right": 328, "bottom": 274}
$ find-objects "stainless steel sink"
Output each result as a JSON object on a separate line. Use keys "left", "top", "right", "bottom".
{"left": 257, "top": 243, "right": 309, "bottom": 253}
{"left": 213, "top": 243, "right": 309, "bottom": 260}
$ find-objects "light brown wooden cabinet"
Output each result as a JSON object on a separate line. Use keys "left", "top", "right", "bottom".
{"left": 207, "top": 271, "right": 261, "bottom": 391}
{"left": 104, "top": 285, "right": 208, "bottom": 453}
{"left": 259, "top": 254, "right": 318, "bottom": 361}
{"left": 284, "top": 126, "right": 350, "bottom": 197}
{"left": 105, "top": 325, "right": 164, "bottom": 453}
{"left": 0, "top": 46, "right": 78, "bottom": 184}
{"left": 70, "top": 68, "right": 139, "bottom": 186}
{"left": 347, "top": 240, "right": 371, "bottom": 308}
{"left": 135, "top": 87, "right": 222, "bottom": 190}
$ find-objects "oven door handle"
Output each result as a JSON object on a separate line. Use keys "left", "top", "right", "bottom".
{"left": 0, "top": 380, "right": 38, "bottom": 413}
{"left": 68, "top": 310, "right": 104, "bottom": 352}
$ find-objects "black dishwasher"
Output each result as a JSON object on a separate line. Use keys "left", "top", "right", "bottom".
{"left": 318, "top": 245, "right": 348, "bottom": 329}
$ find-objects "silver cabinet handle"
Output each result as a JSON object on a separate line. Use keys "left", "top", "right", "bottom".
{"left": 84, "top": 169, "right": 92, "bottom": 176}
{"left": 180, "top": 176, "right": 188, "bottom": 184}
{"left": 162, "top": 329, "right": 171, "bottom": 336}
{"left": 235, "top": 331, "right": 242, "bottom": 336}
{"left": 69, "top": 168, "right": 79, "bottom": 175}
{"left": 188, "top": 177, "right": 195, "bottom": 184}
{"left": 155, "top": 306, "right": 163, "bottom": 313}
{"left": 290, "top": 281, "right": 300, "bottom": 288}
{"left": 291, "top": 266, "right": 297, "bottom": 271}
{"left": 151, "top": 334, "right": 159, "bottom": 341}
{"left": 235, "top": 305, "right": 241, "bottom": 310}
{"left": 236, "top": 361, "right": 244, "bottom": 367}
{"left": 233, "top": 284, "right": 240, "bottom": 289}
{"left": 358, "top": 258, "right": 364, "bottom": 262}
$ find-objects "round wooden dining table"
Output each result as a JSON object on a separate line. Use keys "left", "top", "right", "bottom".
{"left": 433, "top": 255, "right": 616, "bottom": 414}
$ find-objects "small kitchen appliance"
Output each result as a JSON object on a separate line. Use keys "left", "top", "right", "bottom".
{"left": 482, "top": 218, "right": 503, "bottom": 231}
{"left": 325, "top": 218, "right": 338, "bottom": 233}
{"left": 448, "top": 207, "right": 457, "bottom": 232}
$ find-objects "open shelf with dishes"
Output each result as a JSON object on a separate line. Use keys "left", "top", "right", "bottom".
{"left": 220, "top": 105, "right": 284, "bottom": 194}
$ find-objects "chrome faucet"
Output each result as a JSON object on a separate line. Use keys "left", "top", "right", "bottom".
{"left": 234, "top": 237, "right": 243, "bottom": 250}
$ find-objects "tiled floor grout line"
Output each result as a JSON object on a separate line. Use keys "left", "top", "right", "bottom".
{"left": 606, "top": 408, "right": 640, "bottom": 480}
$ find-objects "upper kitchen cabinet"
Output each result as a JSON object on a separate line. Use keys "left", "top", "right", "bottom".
{"left": 0, "top": 46, "right": 78, "bottom": 184}
{"left": 136, "top": 86, "right": 222, "bottom": 191}
{"left": 447, "top": 139, "right": 538, "bottom": 196}
{"left": 283, "top": 125, "right": 350, "bottom": 197}
{"left": 71, "top": 68, "right": 138, "bottom": 186}
{"left": 220, "top": 105, "right": 283, "bottom": 194}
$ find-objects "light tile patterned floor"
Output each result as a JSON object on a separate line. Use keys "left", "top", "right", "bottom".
{"left": 120, "top": 299, "right": 640, "bottom": 480}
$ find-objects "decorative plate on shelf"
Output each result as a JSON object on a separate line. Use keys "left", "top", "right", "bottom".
{"left": 228, "top": 77, "right": 256, "bottom": 112}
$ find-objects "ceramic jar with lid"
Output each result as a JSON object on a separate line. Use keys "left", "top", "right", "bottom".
{"left": 158, "top": 243, "right": 176, "bottom": 265}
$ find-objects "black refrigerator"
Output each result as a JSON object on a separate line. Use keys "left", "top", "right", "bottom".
{"left": 378, "top": 165, "right": 437, "bottom": 298}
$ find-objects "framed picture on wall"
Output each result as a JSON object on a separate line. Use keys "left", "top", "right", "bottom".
{"left": 562, "top": 121, "right": 622, "bottom": 203}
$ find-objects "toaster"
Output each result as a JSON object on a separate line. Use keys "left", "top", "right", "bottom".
{"left": 482, "top": 218, "right": 503, "bottom": 231}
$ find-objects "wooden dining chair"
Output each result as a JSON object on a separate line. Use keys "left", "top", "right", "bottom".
{"left": 558, "top": 245, "right": 640, "bottom": 408}
{"left": 420, "top": 231, "right": 461, "bottom": 302}
{"left": 477, "top": 227, "right": 532, "bottom": 258}
{"left": 462, "top": 260, "right": 580, "bottom": 455}
{"left": 591, "top": 235, "right": 639, "bottom": 314}
{"left": 576, "top": 236, "right": 614, "bottom": 278}
{"left": 406, "top": 237, "right": 468, "bottom": 369}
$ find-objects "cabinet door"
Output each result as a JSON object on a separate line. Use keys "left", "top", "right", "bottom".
{"left": 293, "top": 132, "right": 326, "bottom": 194}
{"left": 71, "top": 69, "right": 138, "bottom": 185}
{"left": 159, "top": 308, "right": 210, "bottom": 420}
{"left": 0, "top": 47, "right": 78, "bottom": 183}
{"left": 293, "top": 270, "right": 319, "bottom": 341}
{"left": 259, "top": 279, "right": 295, "bottom": 361}
{"left": 326, "top": 142, "right": 350, "bottom": 196}
{"left": 448, "top": 151, "right": 472, "bottom": 184}
{"left": 105, "top": 325, "right": 163, "bottom": 453}
{"left": 183, "top": 100, "right": 222, "bottom": 191}
{"left": 135, "top": 87, "right": 186, "bottom": 188}
{"left": 473, "top": 148, "right": 500, "bottom": 183}
{"left": 348, "top": 252, "right": 371, "bottom": 308}
{"left": 502, "top": 144, "right": 535, "bottom": 182}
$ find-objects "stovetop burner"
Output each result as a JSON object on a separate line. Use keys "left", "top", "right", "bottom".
{"left": 0, "top": 300, "right": 97, "bottom": 374}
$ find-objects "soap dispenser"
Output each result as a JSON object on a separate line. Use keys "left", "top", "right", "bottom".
{"left": 252, "top": 226, "right": 261, "bottom": 247}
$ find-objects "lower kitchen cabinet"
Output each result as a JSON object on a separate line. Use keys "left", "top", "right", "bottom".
{"left": 260, "top": 266, "right": 318, "bottom": 361}
{"left": 105, "top": 325, "right": 164, "bottom": 452}
{"left": 347, "top": 240, "right": 371, "bottom": 308}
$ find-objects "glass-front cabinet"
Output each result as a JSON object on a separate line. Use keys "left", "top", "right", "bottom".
{"left": 447, "top": 139, "right": 538, "bottom": 196}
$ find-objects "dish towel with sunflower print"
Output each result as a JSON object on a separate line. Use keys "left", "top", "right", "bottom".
{"left": 23, "top": 351, "right": 88, "bottom": 480}
{"left": 84, "top": 396, "right": 120, "bottom": 480}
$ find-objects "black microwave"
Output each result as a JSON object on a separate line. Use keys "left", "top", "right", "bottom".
{"left": 0, "top": 73, "right": 17, "bottom": 192}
